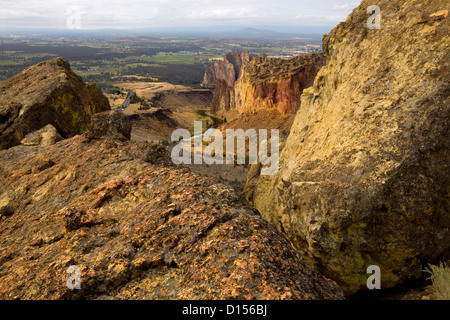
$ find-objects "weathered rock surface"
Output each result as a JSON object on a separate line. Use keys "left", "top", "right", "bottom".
{"left": 0, "top": 121, "right": 343, "bottom": 299}
{"left": 21, "top": 124, "right": 63, "bottom": 146}
{"left": 0, "top": 57, "right": 111, "bottom": 150}
{"left": 246, "top": 0, "right": 450, "bottom": 294}
{"left": 203, "top": 51, "right": 251, "bottom": 88}
{"left": 211, "top": 53, "right": 325, "bottom": 115}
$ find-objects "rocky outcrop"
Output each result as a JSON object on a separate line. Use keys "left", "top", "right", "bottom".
{"left": 0, "top": 57, "right": 111, "bottom": 150}
{"left": 246, "top": 0, "right": 450, "bottom": 295}
{"left": 203, "top": 51, "right": 251, "bottom": 88}
{"left": 211, "top": 53, "right": 325, "bottom": 115}
{"left": 0, "top": 115, "right": 343, "bottom": 300}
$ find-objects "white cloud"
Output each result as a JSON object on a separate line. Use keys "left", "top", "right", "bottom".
{"left": 0, "top": 0, "right": 359, "bottom": 29}
{"left": 332, "top": 3, "right": 359, "bottom": 11}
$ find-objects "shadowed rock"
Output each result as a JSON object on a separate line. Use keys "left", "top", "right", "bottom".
{"left": 203, "top": 51, "right": 251, "bottom": 88}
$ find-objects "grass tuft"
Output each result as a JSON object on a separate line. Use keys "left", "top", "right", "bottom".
{"left": 424, "top": 262, "right": 450, "bottom": 300}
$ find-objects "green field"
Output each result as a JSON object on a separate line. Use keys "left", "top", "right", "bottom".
{"left": 0, "top": 36, "right": 321, "bottom": 83}
{"left": 0, "top": 60, "right": 21, "bottom": 66}
{"left": 132, "top": 52, "right": 220, "bottom": 65}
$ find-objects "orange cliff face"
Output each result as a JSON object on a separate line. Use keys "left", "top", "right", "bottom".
{"left": 210, "top": 53, "right": 326, "bottom": 116}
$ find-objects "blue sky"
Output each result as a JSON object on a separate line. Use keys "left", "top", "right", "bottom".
{"left": 0, "top": 0, "right": 360, "bottom": 30}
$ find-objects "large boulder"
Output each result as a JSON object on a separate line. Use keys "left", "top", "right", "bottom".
{"left": 21, "top": 124, "right": 63, "bottom": 146}
{"left": 246, "top": 0, "right": 450, "bottom": 294}
{"left": 0, "top": 57, "right": 111, "bottom": 150}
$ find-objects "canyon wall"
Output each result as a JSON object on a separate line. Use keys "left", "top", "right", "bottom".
{"left": 245, "top": 0, "right": 449, "bottom": 294}
{"left": 202, "top": 51, "right": 251, "bottom": 88}
{"left": 210, "top": 53, "right": 325, "bottom": 116}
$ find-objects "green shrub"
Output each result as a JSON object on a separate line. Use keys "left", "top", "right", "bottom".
{"left": 129, "top": 93, "right": 141, "bottom": 104}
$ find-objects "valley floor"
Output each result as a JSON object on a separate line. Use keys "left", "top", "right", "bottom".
{"left": 106, "top": 82, "right": 251, "bottom": 193}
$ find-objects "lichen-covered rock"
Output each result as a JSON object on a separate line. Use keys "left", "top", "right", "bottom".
{"left": 21, "top": 124, "right": 63, "bottom": 146}
{"left": 0, "top": 134, "right": 343, "bottom": 300}
{"left": 246, "top": 0, "right": 450, "bottom": 294}
{"left": 0, "top": 57, "right": 111, "bottom": 150}
{"left": 212, "top": 53, "right": 325, "bottom": 115}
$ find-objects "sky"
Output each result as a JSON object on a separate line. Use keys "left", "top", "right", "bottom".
{"left": 0, "top": 0, "right": 360, "bottom": 30}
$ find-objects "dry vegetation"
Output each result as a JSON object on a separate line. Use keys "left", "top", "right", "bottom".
{"left": 424, "top": 263, "right": 450, "bottom": 300}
